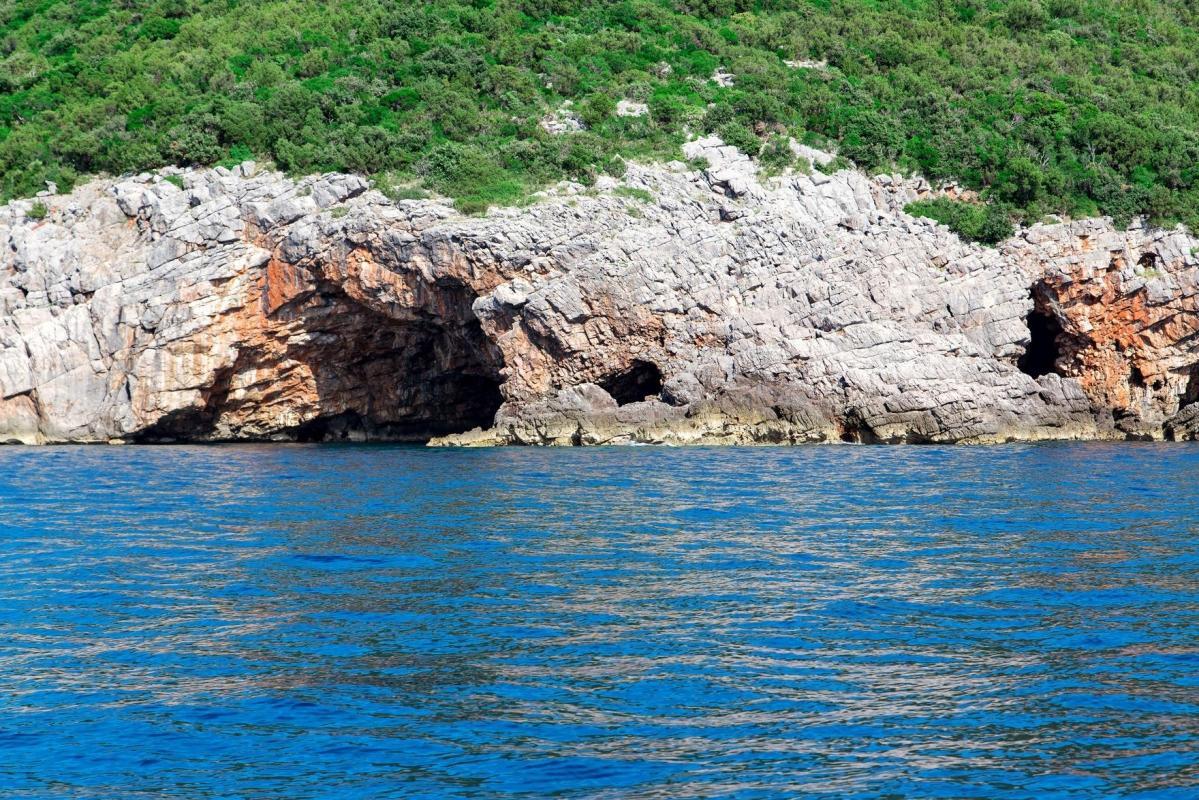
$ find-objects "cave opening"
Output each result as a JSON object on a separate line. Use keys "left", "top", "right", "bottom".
{"left": 274, "top": 265, "right": 514, "bottom": 443}
{"left": 1017, "top": 305, "right": 1064, "bottom": 379}
{"left": 295, "top": 411, "right": 363, "bottom": 443}
{"left": 419, "top": 371, "right": 505, "bottom": 434}
{"left": 1181, "top": 369, "right": 1199, "bottom": 409}
{"left": 292, "top": 310, "right": 506, "bottom": 442}
{"left": 291, "top": 366, "right": 504, "bottom": 443}
{"left": 599, "top": 360, "right": 663, "bottom": 406}
{"left": 132, "top": 257, "right": 512, "bottom": 443}
{"left": 839, "top": 416, "right": 879, "bottom": 444}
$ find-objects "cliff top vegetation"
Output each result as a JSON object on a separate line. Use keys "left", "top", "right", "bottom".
{"left": 3, "top": 0, "right": 1199, "bottom": 234}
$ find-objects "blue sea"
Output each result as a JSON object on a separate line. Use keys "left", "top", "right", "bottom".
{"left": 2, "top": 443, "right": 1198, "bottom": 799}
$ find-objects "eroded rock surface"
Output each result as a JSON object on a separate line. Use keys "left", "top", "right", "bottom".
{"left": 1, "top": 140, "right": 1197, "bottom": 445}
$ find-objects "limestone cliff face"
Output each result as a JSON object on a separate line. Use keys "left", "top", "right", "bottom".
{"left": 1, "top": 139, "right": 1197, "bottom": 445}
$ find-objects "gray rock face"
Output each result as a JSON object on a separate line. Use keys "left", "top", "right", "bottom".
{"left": 1, "top": 140, "right": 1197, "bottom": 445}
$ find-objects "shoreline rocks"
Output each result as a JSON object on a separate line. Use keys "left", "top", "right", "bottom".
{"left": 2, "top": 142, "right": 1198, "bottom": 445}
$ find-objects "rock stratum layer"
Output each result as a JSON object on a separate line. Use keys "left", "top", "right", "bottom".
{"left": 2, "top": 139, "right": 1199, "bottom": 445}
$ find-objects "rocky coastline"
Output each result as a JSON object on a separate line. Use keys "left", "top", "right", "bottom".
{"left": 2, "top": 139, "right": 1198, "bottom": 446}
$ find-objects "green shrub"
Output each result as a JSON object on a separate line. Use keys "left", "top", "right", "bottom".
{"left": 372, "top": 173, "right": 430, "bottom": 202}
{"left": 391, "top": 187, "right": 431, "bottom": 201}
{"left": 614, "top": 186, "right": 654, "bottom": 203}
{"left": 838, "top": 111, "right": 904, "bottom": 172}
{"left": 219, "top": 145, "right": 255, "bottom": 170}
{"left": 579, "top": 94, "right": 616, "bottom": 128}
{"left": 456, "top": 197, "right": 501, "bottom": 215}
{"left": 717, "top": 122, "right": 760, "bottom": 156}
{"left": 601, "top": 157, "right": 628, "bottom": 178}
{"left": 905, "top": 198, "right": 1015, "bottom": 246}
{"left": 757, "top": 135, "right": 795, "bottom": 176}
{"left": 647, "top": 95, "right": 689, "bottom": 127}
{"left": 419, "top": 143, "right": 522, "bottom": 205}
{"left": 139, "top": 16, "right": 181, "bottom": 41}
{"left": 1004, "top": 1, "right": 1049, "bottom": 31}
{"left": 817, "top": 155, "right": 854, "bottom": 174}
{"left": 26, "top": 201, "right": 48, "bottom": 220}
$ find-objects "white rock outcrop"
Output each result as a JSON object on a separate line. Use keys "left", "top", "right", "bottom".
{"left": 1, "top": 141, "right": 1197, "bottom": 445}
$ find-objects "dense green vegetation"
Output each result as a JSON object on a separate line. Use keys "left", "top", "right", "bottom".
{"left": 5, "top": 0, "right": 1199, "bottom": 232}
{"left": 905, "top": 197, "right": 1013, "bottom": 244}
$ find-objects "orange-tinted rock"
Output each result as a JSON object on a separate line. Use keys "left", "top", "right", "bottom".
{"left": 1005, "top": 220, "right": 1199, "bottom": 438}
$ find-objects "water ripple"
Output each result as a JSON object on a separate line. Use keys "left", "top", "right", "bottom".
{"left": 1, "top": 443, "right": 1198, "bottom": 798}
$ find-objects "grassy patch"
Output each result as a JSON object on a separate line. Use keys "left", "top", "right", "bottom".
{"left": 614, "top": 186, "right": 654, "bottom": 203}
{"left": 815, "top": 155, "right": 854, "bottom": 174}
{"left": 757, "top": 136, "right": 796, "bottom": 177}
{"left": 371, "top": 173, "right": 430, "bottom": 202}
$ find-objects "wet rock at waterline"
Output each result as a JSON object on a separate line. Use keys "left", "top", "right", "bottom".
{"left": 2, "top": 141, "right": 1198, "bottom": 444}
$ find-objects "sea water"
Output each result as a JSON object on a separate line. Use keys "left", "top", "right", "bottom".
{"left": 2, "top": 444, "right": 1197, "bottom": 799}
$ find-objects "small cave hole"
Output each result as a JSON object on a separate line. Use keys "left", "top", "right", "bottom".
{"left": 1139, "top": 252, "right": 1160, "bottom": 270}
{"left": 838, "top": 410, "right": 879, "bottom": 444}
{"left": 1181, "top": 369, "right": 1199, "bottom": 409}
{"left": 1018, "top": 307, "right": 1064, "bottom": 379}
{"left": 599, "top": 360, "right": 663, "bottom": 406}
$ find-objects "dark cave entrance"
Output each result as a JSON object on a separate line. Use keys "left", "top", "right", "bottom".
{"left": 1181, "top": 369, "right": 1199, "bottom": 410}
{"left": 291, "top": 367, "right": 504, "bottom": 443}
{"left": 839, "top": 408, "right": 880, "bottom": 444}
{"left": 294, "top": 411, "right": 365, "bottom": 443}
{"left": 294, "top": 310, "right": 506, "bottom": 442}
{"left": 1017, "top": 304, "right": 1064, "bottom": 379}
{"left": 417, "top": 370, "right": 505, "bottom": 434}
{"left": 134, "top": 276, "right": 507, "bottom": 443}
{"left": 599, "top": 360, "right": 663, "bottom": 406}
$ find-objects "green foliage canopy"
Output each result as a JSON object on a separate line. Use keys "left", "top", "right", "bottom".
{"left": 3, "top": 0, "right": 1199, "bottom": 227}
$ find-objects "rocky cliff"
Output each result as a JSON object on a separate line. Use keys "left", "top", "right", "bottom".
{"left": 2, "top": 139, "right": 1198, "bottom": 445}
